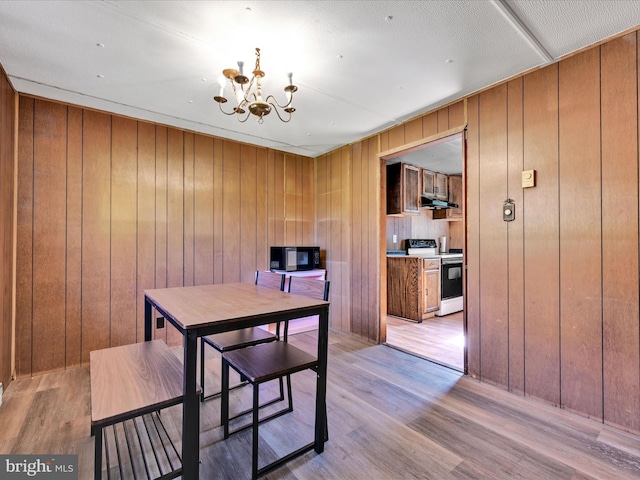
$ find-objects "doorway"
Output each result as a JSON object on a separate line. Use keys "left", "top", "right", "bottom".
{"left": 381, "top": 131, "right": 466, "bottom": 373}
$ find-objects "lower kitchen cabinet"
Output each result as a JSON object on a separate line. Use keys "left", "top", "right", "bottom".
{"left": 387, "top": 257, "right": 440, "bottom": 322}
{"left": 422, "top": 258, "right": 440, "bottom": 316}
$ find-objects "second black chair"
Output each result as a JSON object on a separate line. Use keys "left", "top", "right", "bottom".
{"left": 221, "top": 276, "right": 330, "bottom": 479}
{"left": 199, "top": 270, "right": 285, "bottom": 402}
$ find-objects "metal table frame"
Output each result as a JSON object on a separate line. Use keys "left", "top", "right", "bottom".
{"left": 143, "top": 283, "right": 330, "bottom": 479}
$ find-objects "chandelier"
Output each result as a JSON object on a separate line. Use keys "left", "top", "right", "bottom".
{"left": 213, "top": 47, "right": 298, "bottom": 123}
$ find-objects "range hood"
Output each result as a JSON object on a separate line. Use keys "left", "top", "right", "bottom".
{"left": 420, "top": 196, "right": 459, "bottom": 210}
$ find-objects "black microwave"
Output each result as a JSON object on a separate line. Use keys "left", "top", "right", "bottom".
{"left": 270, "top": 246, "right": 320, "bottom": 271}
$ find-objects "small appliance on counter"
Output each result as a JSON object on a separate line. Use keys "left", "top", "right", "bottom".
{"left": 270, "top": 246, "right": 320, "bottom": 271}
{"left": 439, "top": 236, "right": 447, "bottom": 253}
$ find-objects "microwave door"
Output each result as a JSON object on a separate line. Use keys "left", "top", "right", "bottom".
{"left": 286, "top": 247, "right": 297, "bottom": 271}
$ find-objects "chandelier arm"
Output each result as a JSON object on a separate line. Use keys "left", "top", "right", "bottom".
{"left": 237, "top": 110, "right": 252, "bottom": 123}
{"left": 217, "top": 101, "right": 239, "bottom": 116}
{"left": 268, "top": 102, "right": 293, "bottom": 123}
{"left": 264, "top": 94, "right": 294, "bottom": 110}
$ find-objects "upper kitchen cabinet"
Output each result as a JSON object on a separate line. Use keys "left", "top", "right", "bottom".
{"left": 422, "top": 169, "right": 448, "bottom": 201}
{"left": 433, "top": 174, "right": 462, "bottom": 220}
{"left": 387, "top": 163, "right": 420, "bottom": 216}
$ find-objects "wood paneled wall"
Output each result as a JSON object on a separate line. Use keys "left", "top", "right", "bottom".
{"left": 316, "top": 31, "right": 640, "bottom": 433}
{"left": 464, "top": 32, "right": 640, "bottom": 432}
{"left": 0, "top": 66, "right": 16, "bottom": 390}
{"left": 15, "top": 97, "right": 314, "bottom": 377}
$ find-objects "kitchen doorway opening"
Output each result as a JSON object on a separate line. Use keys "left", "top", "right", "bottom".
{"left": 380, "top": 131, "right": 467, "bottom": 373}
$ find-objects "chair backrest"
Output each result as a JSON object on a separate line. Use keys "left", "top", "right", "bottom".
{"left": 255, "top": 270, "right": 286, "bottom": 291}
{"left": 287, "top": 276, "right": 330, "bottom": 301}
{"left": 283, "top": 277, "right": 330, "bottom": 341}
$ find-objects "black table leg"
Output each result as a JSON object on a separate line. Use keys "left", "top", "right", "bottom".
{"left": 314, "top": 306, "right": 329, "bottom": 453}
{"left": 182, "top": 329, "right": 200, "bottom": 479}
{"left": 144, "top": 299, "right": 152, "bottom": 341}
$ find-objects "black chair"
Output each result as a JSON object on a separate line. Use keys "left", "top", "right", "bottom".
{"left": 221, "top": 276, "right": 330, "bottom": 479}
{"left": 199, "top": 271, "right": 285, "bottom": 402}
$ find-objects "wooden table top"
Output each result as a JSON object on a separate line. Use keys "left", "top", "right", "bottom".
{"left": 90, "top": 340, "right": 188, "bottom": 426}
{"left": 144, "top": 283, "right": 329, "bottom": 331}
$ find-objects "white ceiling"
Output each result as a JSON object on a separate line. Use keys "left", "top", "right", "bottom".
{"left": 387, "top": 134, "right": 464, "bottom": 175}
{"left": 1, "top": 1, "right": 639, "bottom": 158}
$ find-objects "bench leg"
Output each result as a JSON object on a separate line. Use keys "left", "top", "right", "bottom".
{"left": 94, "top": 426, "right": 102, "bottom": 480}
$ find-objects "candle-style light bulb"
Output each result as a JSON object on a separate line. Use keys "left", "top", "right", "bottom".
{"left": 217, "top": 76, "right": 226, "bottom": 98}
{"left": 287, "top": 72, "right": 293, "bottom": 101}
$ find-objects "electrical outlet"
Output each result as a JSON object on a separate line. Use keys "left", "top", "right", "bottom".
{"left": 156, "top": 317, "right": 165, "bottom": 329}
{"left": 392, "top": 234, "right": 397, "bottom": 244}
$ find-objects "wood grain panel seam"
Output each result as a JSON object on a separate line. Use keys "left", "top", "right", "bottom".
{"left": 477, "top": 93, "right": 482, "bottom": 380}
{"left": 64, "top": 106, "right": 68, "bottom": 368}
{"left": 11, "top": 86, "right": 18, "bottom": 380}
{"left": 556, "top": 68, "right": 562, "bottom": 408}
{"left": 29, "top": 99, "right": 34, "bottom": 376}
{"left": 109, "top": 115, "right": 113, "bottom": 347}
{"left": 599, "top": 42, "right": 605, "bottom": 424}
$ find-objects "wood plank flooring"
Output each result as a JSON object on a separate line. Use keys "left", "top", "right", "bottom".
{"left": 1, "top": 329, "right": 639, "bottom": 479}
{"left": 386, "top": 312, "right": 465, "bottom": 371}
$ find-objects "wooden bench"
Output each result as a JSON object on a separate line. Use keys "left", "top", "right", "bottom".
{"left": 90, "top": 340, "right": 198, "bottom": 480}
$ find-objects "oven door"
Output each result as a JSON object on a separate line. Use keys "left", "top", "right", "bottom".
{"left": 441, "top": 260, "right": 463, "bottom": 300}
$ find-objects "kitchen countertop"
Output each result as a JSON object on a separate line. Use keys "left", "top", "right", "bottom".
{"left": 387, "top": 253, "right": 463, "bottom": 259}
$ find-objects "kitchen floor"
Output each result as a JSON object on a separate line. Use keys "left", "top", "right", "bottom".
{"left": 385, "top": 311, "right": 464, "bottom": 371}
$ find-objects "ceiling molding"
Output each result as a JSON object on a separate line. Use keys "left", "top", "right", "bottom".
{"left": 491, "top": 0, "right": 555, "bottom": 64}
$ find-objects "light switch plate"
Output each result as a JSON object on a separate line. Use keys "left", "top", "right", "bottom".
{"left": 522, "top": 169, "right": 536, "bottom": 188}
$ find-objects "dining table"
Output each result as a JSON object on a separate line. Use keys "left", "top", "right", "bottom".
{"left": 143, "top": 282, "right": 331, "bottom": 479}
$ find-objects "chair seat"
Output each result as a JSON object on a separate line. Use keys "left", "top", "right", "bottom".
{"left": 203, "top": 327, "right": 276, "bottom": 352}
{"left": 224, "top": 342, "right": 317, "bottom": 384}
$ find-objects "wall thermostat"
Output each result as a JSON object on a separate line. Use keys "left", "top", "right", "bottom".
{"left": 503, "top": 200, "right": 515, "bottom": 222}
{"left": 522, "top": 169, "right": 536, "bottom": 188}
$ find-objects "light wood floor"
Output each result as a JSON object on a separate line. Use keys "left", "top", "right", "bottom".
{"left": 1, "top": 329, "right": 640, "bottom": 479}
{"left": 386, "top": 312, "right": 465, "bottom": 371}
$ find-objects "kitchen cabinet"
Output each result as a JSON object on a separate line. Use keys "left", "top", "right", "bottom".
{"left": 387, "top": 163, "right": 420, "bottom": 215}
{"left": 433, "top": 174, "right": 462, "bottom": 220}
{"left": 422, "top": 169, "right": 448, "bottom": 200}
{"left": 422, "top": 258, "right": 440, "bottom": 316}
{"left": 387, "top": 256, "right": 440, "bottom": 322}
